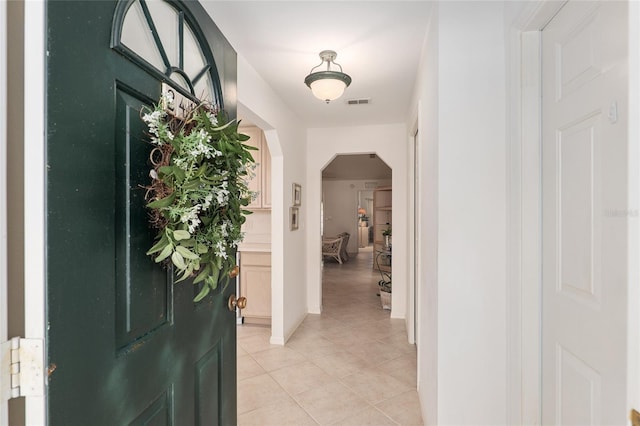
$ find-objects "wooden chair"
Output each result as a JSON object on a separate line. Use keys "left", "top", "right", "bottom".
{"left": 322, "top": 237, "right": 344, "bottom": 264}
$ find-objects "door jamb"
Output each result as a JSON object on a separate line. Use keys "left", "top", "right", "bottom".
{"left": 23, "top": 1, "right": 46, "bottom": 424}
{"left": 508, "top": 1, "right": 566, "bottom": 424}
{"left": 628, "top": 0, "right": 640, "bottom": 415}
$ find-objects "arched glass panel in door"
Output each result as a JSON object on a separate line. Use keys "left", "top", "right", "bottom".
{"left": 112, "top": 0, "right": 222, "bottom": 106}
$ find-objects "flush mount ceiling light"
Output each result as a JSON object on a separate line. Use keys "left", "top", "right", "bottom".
{"left": 304, "top": 50, "right": 352, "bottom": 103}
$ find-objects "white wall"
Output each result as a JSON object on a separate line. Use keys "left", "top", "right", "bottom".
{"left": 411, "top": 2, "right": 508, "bottom": 424}
{"left": 307, "top": 124, "right": 408, "bottom": 319}
{"left": 322, "top": 179, "right": 390, "bottom": 254}
{"left": 235, "top": 54, "right": 308, "bottom": 344}
{"left": 438, "top": 3, "right": 508, "bottom": 422}
{"left": 411, "top": 5, "right": 438, "bottom": 425}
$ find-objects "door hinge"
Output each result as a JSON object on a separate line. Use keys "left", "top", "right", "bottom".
{"left": 1, "top": 337, "right": 44, "bottom": 401}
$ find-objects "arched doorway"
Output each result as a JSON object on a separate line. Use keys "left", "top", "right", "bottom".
{"left": 321, "top": 154, "right": 391, "bottom": 262}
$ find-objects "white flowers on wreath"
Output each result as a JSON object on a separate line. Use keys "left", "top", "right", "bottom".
{"left": 142, "top": 92, "right": 257, "bottom": 302}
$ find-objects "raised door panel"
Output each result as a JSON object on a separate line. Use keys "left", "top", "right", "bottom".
{"left": 114, "top": 87, "right": 173, "bottom": 352}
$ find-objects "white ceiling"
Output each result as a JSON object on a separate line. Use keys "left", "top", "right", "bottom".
{"left": 202, "top": 1, "right": 433, "bottom": 128}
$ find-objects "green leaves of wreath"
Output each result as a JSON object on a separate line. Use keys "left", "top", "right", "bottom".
{"left": 142, "top": 93, "right": 256, "bottom": 302}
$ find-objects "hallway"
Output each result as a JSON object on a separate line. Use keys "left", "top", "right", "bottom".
{"left": 236, "top": 252, "right": 423, "bottom": 425}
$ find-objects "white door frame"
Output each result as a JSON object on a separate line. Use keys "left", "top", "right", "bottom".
{"left": 23, "top": 0, "right": 46, "bottom": 424}
{"left": 627, "top": 0, "right": 640, "bottom": 415}
{"left": 507, "top": 1, "right": 566, "bottom": 424}
{"left": 1, "top": 2, "right": 46, "bottom": 424}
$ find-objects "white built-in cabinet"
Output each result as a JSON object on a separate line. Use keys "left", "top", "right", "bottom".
{"left": 241, "top": 126, "right": 271, "bottom": 210}
{"left": 238, "top": 127, "right": 271, "bottom": 325}
{"left": 239, "top": 251, "right": 271, "bottom": 325}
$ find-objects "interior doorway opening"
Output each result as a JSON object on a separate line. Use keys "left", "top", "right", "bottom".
{"left": 320, "top": 153, "right": 393, "bottom": 323}
{"left": 321, "top": 153, "right": 392, "bottom": 266}
{"left": 357, "top": 190, "right": 374, "bottom": 254}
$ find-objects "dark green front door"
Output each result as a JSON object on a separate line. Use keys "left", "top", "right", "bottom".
{"left": 46, "top": 1, "right": 237, "bottom": 424}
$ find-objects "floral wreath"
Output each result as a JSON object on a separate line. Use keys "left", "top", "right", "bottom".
{"left": 142, "top": 92, "right": 256, "bottom": 302}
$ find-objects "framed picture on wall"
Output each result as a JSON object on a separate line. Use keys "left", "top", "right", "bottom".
{"left": 290, "top": 207, "right": 299, "bottom": 230}
{"left": 293, "top": 183, "right": 302, "bottom": 206}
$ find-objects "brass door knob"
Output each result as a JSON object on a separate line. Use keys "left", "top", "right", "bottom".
{"left": 228, "top": 294, "right": 247, "bottom": 311}
{"left": 228, "top": 266, "right": 240, "bottom": 278}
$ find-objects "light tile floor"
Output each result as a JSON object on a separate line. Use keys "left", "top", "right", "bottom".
{"left": 237, "top": 251, "right": 423, "bottom": 425}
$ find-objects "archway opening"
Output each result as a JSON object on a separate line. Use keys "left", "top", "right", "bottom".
{"left": 320, "top": 153, "right": 392, "bottom": 308}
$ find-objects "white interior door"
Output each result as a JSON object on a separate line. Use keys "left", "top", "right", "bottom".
{"left": 542, "top": 1, "right": 628, "bottom": 424}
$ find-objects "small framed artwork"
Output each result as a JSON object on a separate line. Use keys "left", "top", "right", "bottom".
{"left": 292, "top": 183, "right": 302, "bottom": 206}
{"left": 290, "top": 207, "right": 299, "bottom": 231}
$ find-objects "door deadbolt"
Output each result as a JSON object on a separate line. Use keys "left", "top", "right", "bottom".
{"left": 228, "top": 266, "right": 239, "bottom": 278}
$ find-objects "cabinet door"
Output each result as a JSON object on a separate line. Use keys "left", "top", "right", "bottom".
{"left": 239, "top": 252, "right": 271, "bottom": 321}
{"left": 240, "top": 265, "right": 271, "bottom": 318}
{"left": 242, "top": 127, "right": 262, "bottom": 209}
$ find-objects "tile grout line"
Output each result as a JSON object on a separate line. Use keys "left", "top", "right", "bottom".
{"left": 237, "top": 251, "right": 422, "bottom": 425}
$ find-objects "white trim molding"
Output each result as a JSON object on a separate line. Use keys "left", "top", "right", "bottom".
{"left": 23, "top": 0, "right": 46, "bottom": 423}
{"left": 627, "top": 0, "right": 640, "bottom": 417}
{"left": 506, "top": 1, "right": 566, "bottom": 425}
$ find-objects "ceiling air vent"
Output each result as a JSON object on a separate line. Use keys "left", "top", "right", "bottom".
{"left": 346, "top": 98, "right": 371, "bottom": 105}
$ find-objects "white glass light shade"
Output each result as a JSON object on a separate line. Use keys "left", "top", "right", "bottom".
{"left": 304, "top": 51, "right": 352, "bottom": 103}
{"left": 310, "top": 78, "right": 347, "bottom": 102}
